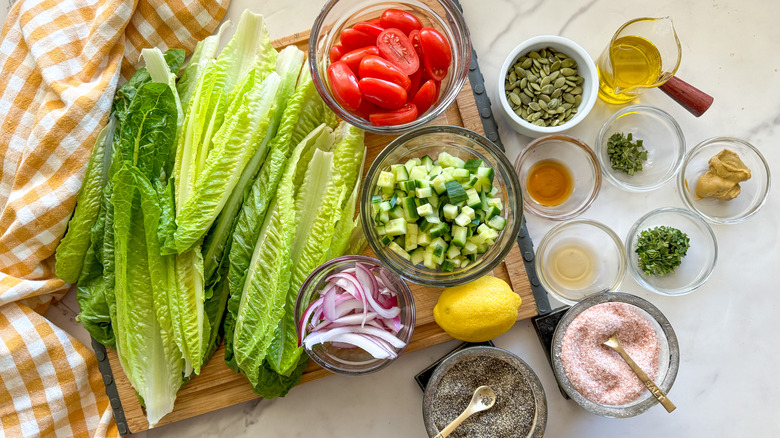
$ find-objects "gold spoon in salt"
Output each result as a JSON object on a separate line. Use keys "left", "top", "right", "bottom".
{"left": 603, "top": 333, "right": 676, "bottom": 413}
{"left": 434, "top": 385, "right": 496, "bottom": 438}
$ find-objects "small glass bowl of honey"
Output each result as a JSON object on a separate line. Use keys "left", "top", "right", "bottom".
{"left": 514, "top": 135, "right": 601, "bottom": 220}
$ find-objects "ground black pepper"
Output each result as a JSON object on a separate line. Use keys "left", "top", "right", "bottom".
{"left": 429, "top": 355, "right": 536, "bottom": 438}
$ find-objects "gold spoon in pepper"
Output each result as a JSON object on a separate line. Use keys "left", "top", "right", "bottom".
{"left": 603, "top": 333, "right": 676, "bottom": 413}
{"left": 434, "top": 385, "right": 496, "bottom": 438}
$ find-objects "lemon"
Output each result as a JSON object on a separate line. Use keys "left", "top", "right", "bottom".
{"left": 433, "top": 276, "right": 522, "bottom": 342}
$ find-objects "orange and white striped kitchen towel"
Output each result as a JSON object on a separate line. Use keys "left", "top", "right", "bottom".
{"left": 0, "top": 0, "right": 228, "bottom": 436}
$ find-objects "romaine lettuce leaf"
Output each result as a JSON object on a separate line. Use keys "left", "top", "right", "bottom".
{"left": 229, "top": 124, "right": 333, "bottom": 385}
{"left": 177, "top": 21, "right": 230, "bottom": 114}
{"left": 55, "top": 119, "right": 115, "bottom": 283}
{"left": 172, "top": 71, "right": 281, "bottom": 254}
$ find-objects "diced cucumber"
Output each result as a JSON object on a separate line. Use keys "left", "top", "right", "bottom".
{"left": 423, "top": 246, "right": 436, "bottom": 269}
{"left": 388, "top": 241, "right": 411, "bottom": 260}
{"left": 416, "top": 203, "right": 434, "bottom": 217}
{"left": 377, "top": 171, "right": 395, "bottom": 189}
{"left": 453, "top": 168, "right": 470, "bottom": 180}
{"left": 487, "top": 197, "right": 503, "bottom": 210}
{"left": 462, "top": 241, "right": 478, "bottom": 255}
{"left": 377, "top": 226, "right": 386, "bottom": 236}
{"left": 485, "top": 205, "right": 501, "bottom": 220}
{"left": 377, "top": 210, "right": 389, "bottom": 224}
{"left": 488, "top": 215, "right": 507, "bottom": 231}
{"left": 392, "top": 164, "right": 409, "bottom": 182}
{"left": 428, "top": 190, "right": 440, "bottom": 209}
{"left": 443, "top": 204, "right": 459, "bottom": 220}
{"left": 409, "top": 165, "right": 428, "bottom": 181}
{"left": 464, "top": 158, "right": 483, "bottom": 174}
{"left": 410, "top": 247, "right": 425, "bottom": 265}
{"left": 466, "top": 188, "right": 482, "bottom": 210}
{"left": 401, "top": 197, "right": 419, "bottom": 222}
{"left": 417, "top": 231, "right": 432, "bottom": 246}
{"left": 490, "top": 186, "right": 499, "bottom": 197}
{"left": 477, "top": 243, "right": 489, "bottom": 254}
{"left": 404, "top": 158, "right": 421, "bottom": 174}
{"left": 398, "top": 180, "right": 417, "bottom": 192}
{"left": 461, "top": 205, "right": 475, "bottom": 220}
{"left": 421, "top": 155, "right": 434, "bottom": 171}
{"left": 477, "top": 166, "right": 495, "bottom": 184}
{"left": 379, "top": 201, "right": 392, "bottom": 212}
{"left": 385, "top": 218, "right": 407, "bottom": 236}
{"left": 416, "top": 186, "right": 433, "bottom": 198}
{"left": 445, "top": 180, "right": 468, "bottom": 204}
{"left": 454, "top": 213, "right": 471, "bottom": 227}
{"left": 405, "top": 223, "right": 419, "bottom": 252}
{"left": 431, "top": 237, "right": 448, "bottom": 256}
{"left": 371, "top": 194, "right": 383, "bottom": 204}
{"left": 416, "top": 179, "right": 430, "bottom": 189}
{"left": 389, "top": 205, "right": 404, "bottom": 219}
{"left": 429, "top": 223, "right": 449, "bottom": 239}
{"left": 432, "top": 174, "right": 448, "bottom": 194}
{"left": 447, "top": 245, "right": 461, "bottom": 260}
{"left": 429, "top": 165, "right": 442, "bottom": 176}
{"left": 441, "top": 260, "right": 455, "bottom": 272}
{"left": 419, "top": 215, "right": 441, "bottom": 232}
{"left": 452, "top": 225, "right": 468, "bottom": 247}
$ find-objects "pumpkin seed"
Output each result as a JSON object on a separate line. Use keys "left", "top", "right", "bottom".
{"left": 550, "top": 60, "right": 561, "bottom": 72}
{"left": 538, "top": 94, "right": 551, "bottom": 103}
{"left": 561, "top": 58, "right": 575, "bottom": 68}
{"left": 512, "top": 87, "right": 521, "bottom": 95}
{"left": 505, "top": 81, "right": 515, "bottom": 91}
{"left": 532, "top": 59, "right": 541, "bottom": 69}
{"left": 548, "top": 98, "right": 559, "bottom": 109}
{"left": 520, "top": 78, "right": 528, "bottom": 89}
{"left": 554, "top": 77, "right": 567, "bottom": 89}
{"left": 523, "top": 88, "right": 534, "bottom": 98}
{"left": 563, "top": 93, "right": 575, "bottom": 104}
{"left": 551, "top": 88, "right": 562, "bottom": 99}
{"left": 520, "top": 93, "right": 532, "bottom": 105}
{"left": 530, "top": 82, "right": 541, "bottom": 91}
{"left": 521, "top": 58, "right": 533, "bottom": 69}
{"left": 528, "top": 51, "right": 540, "bottom": 59}
{"left": 509, "top": 93, "right": 522, "bottom": 106}
{"left": 560, "top": 67, "right": 576, "bottom": 76}
{"left": 570, "top": 86, "right": 583, "bottom": 95}
{"left": 541, "top": 84, "right": 554, "bottom": 94}
{"left": 526, "top": 73, "right": 538, "bottom": 83}
{"left": 529, "top": 102, "right": 541, "bottom": 111}
{"left": 540, "top": 76, "right": 551, "bottom": 87}
{"left": 538, "top": 100, "right": 548, "bottom": 110}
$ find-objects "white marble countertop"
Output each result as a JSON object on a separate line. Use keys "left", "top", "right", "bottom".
{"left": 31, "top": 0, "right": 780, "bottom": 436}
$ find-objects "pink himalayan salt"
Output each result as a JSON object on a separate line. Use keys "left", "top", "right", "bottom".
{"left": 561, "top": 302, "right": 661, "bottom": 406}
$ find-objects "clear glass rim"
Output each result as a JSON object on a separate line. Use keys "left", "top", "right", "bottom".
{"left": 551, "top": 292, "right": 680, "bottom": 418}
{"left": 595, "top": 104, "right": 686, "bottom": 192}
{"left": 360, "top": 125, "right": 524, "bottom": 287}
{"left": 294, "top": 254, "right": 416, "bottom": 375}
{"left": 535, "top": 218, "right": 627, "bottom": 306}
{"left": 677, "top": 136, "right": 772, "bottom": 224}
{"left": 308, "top": 0, "right": 472, "bottom": 134}
{"left": 625, "top": 206, "right": 718, "bottom": 296}
{"left": 515, "top": 134, "right": 601, "bottom": 220}
{"left": 497, "top": 35, "right": 599, "bottom": 135}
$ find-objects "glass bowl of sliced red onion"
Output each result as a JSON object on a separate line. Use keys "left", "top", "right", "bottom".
{"left": 295, "top": 255, "right": 415, "bottom": 375}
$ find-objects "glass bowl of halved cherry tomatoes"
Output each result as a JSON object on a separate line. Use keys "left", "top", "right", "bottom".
{"left": 309, "top": 0, "right": 471, "bottom": 132}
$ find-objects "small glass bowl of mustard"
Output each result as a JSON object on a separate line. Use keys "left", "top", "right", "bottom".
{"left": 678, "top": 137, "right": 771, "bottom": 224}
{"left": 514, "top": 135, "right": 601, "bottom": 220}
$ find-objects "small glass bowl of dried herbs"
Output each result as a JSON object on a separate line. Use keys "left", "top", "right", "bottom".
{"left": 596, "top": 105, "right": 685, "bottom": 192}
{"left": 626, "top": 207, "right": 718, "bottom": 296}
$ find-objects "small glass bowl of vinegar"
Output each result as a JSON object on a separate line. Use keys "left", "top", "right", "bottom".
{"left": 515, "top": 135, "right": 601, "bottom": 220}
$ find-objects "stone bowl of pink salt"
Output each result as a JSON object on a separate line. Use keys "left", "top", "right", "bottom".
{"left": 551, "top": 292, "right": 679, "bottom": 418}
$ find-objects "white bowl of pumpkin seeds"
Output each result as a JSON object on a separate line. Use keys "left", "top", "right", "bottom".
{"left": 497, "top": 35, "right": 598, "bottom": 138}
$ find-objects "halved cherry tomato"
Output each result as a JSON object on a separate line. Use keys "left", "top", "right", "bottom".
{"left": 340, "top": 46, "right": 380, "bottom": 74}
{"left": 353, "top": 22, "right": 384, "bottom": 39}
{"left": 340, "top": 28, "right": 375, "bottom": 51}
{"left": 379, "top": 9, "right": 422, "bottom": 35}
{"left": 412, "top": 79, "right": 438, "bottom": 115}
{"left": 358, "top": 77, "right": 407, "bottom": 109}
{"left": 369, "top": 103, "right": 418, "bottom": 126}
{"left": 377, "top": 28, "right": 419, "bottom": 76}
{"left": 328, "top": 61, "right": 362, "bottom": 112}
{"left": 419, "top": 27, "right": 452, "bottom": 81}
{"left": 409, "top": 30, "right": 424, "bottom": 59}
{"left": 407, "top": 69, "right": 422, "bottom": 99}
{"left": 330, "top": 44, "right": 346, "bottom": 63}
{"left": 359, "top": 55, "right": 411, "bottom": 91}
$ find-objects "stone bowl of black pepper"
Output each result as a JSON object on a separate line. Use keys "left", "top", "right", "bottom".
{"left": 423, "top": 346, "right": 547, "bottom": 438}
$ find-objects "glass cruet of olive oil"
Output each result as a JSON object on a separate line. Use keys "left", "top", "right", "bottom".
{"left": 597, "top": 17, "right": 682, "bottom": 104}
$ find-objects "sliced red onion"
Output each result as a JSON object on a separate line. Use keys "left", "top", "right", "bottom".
{"left": 301, "top": 263, "right": 407, "bottom": 360}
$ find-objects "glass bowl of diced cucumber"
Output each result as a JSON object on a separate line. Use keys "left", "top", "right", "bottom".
{"left": 361, "top": 125, "right": 523, "bottom": 286}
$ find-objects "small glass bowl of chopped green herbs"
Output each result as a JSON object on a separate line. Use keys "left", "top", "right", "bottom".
{"left": 596, "top": 105, "right": 685, "bottom": 192}
{"left": 361, "top": 125, "right": 523, "bottom": 287}
{"left": 626, "top": 207, "right": 718, "bottom": 295}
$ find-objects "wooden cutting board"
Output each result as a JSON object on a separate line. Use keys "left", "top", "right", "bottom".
{"left": 104, "top": 30, "right": 539, "bottom": 434}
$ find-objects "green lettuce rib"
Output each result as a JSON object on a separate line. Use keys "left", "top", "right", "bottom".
{"left": 177, "top": 21, "right": 230, "bottom": 114}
